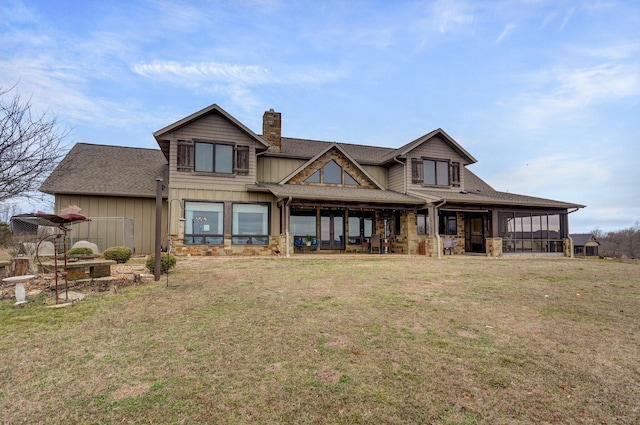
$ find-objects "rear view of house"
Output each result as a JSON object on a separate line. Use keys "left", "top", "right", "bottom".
{"left": 41, "top": 104, "right": 585, "bottom": 257}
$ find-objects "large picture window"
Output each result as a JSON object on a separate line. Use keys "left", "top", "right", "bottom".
{"left": 184, "top": 201, "right": 224, "bottom": 244}
{"left": 232, "top": 203, "right": 269, "bottom": 245}
{"left": 291, "top": 209, "right": 318, "bottom": 247}
{"left": 348, "top": 212, "right": 374, "bottom": 244}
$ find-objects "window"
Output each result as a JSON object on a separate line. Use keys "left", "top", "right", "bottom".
{"left": 305, "top": 170, "right": 320, "bottom": 183}
{"left": 232, "top": 203, "right": 269, "bottom": 244}
{"left": 439, "top": 212, "right": 457, "bottom": 235}
{"left": 417, "top": 210, "right": 429, "bottom": 235}
{"left": 323, "top": 160, "right": 342, "bottom": 184}
{"left": 304, "top": 160, "right": 361, "bottom": 186}
{"left": 344, "top": 171, "right": 359, "bottom": 186}
{"left": 348, "top": 212, "right": 374, "bottom": 244}
{"left": 184, "top": 201, "right": 224, "bottom": 244}
{"left": 176, "top": 140, "right": 249, "bottom": 175}
{"left": 291, "top": 209, "right": 317, "bottom": 246}
{"left": 412, "top": 158, "right": 454, "bottom": 186}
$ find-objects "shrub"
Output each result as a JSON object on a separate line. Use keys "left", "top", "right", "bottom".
{"left": 146, "top": 253, "right": 177, "bottom": 274}
{"left": 103, "top": 246, "right": 133, "bottom": 263}
{"left": 67, "top": 247, "right": 94, "bottom": 258}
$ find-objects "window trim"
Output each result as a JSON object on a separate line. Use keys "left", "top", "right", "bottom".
{"left": 412, "top": 157, "right": 455, "bottom": 187}
{"left": 231, "top": 202, "right": 270, "bottom": 245}
{"left": 438, "top": 212, "right": 457, "bottom": 236}
{"left": 183, "top": 201, "right": 225, "bottom": 245}
{"left": 303, "top": 160, "right": 361, "bottom": 186}
{"left": 176, "top": 139, "right": 250, "bottom": 176}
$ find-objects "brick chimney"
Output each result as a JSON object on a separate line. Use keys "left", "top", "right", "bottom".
{"left": 262, "top": 109, "right": 281, "bottom": 152}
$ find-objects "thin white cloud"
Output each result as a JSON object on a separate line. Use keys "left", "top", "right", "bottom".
{"left": 510, "top": 62, "right": 640, "bottom": 133}
{"left": 132, "top": 60, "right": 344, "bottom": 86}
{"left": 559, "top": 7, "right": 575, "bottom": 31}
{"left": 497, "top": 22, "right": 516, "bottom": 43}
{"left": 430, "top": 0, "right": 475, "bottom": 34}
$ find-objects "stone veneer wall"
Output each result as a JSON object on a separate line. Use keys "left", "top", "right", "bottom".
{"left": 288, "top": 149, "right": 378, "bottom": 188}
{"left": 485, "top": 237, "right": 503, "bottom": 257}
{"left": 563, "top": 238, "right": 572, "bottom": 257}
{"left": 170, "top": 235, "right": 282, "bottom": 256}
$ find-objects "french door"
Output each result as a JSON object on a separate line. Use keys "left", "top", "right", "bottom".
{"left": 320, "top": 211, "right": 344, "bottom": 250}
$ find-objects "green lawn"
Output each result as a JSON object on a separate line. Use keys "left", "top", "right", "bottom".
{"left": 1, "top": 256, "right": 638, "bottom": 424}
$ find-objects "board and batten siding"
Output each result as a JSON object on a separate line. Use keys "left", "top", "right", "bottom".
{"left": 406, "top": 137, "right": 469, "bottom": 192}
{"left": 55, "top": 194, "right": 165, "bottom": 255}
{"left": 387, "top": 163, "right": 405, "bottom": 193}
{"left": 361, "top": 165, "right": 388, "bottom": 188}
{"left": 168, "top": 113, "right": 261, "bottom": 191}
{"left": 257, "top": 156, "right": 306, "bottom": 183}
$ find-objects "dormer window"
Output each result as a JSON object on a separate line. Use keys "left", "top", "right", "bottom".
{"left": 411, "top": 158, "right": 460, "bottom": 187}
{"left": 304, "top": 160, "right": 360, "bottom": 186}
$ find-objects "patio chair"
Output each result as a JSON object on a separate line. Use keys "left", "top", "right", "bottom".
{"left": 370, "top": 234, "right": 382, "bottom": 254}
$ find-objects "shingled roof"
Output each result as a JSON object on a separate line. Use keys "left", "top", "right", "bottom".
{"left": 40, "top": 143, "right": 168, "bottom": 198}
{"left": 269, "top": 137, "right": 396, "bottom": 165}
{"left": 247, "top": 183, "right": 426, "bottom": 205}
{"left": 408, "top": 169, "right": 585, "bottom": 209}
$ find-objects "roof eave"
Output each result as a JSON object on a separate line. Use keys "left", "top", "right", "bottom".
{"left": 153, "top": 103, "right": 269, "bottom": 149}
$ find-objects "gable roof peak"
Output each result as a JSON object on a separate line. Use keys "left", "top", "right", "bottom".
{"left": 153, "top": 102, "right": 269, "bottom": 147}
{"left": 380, "top": 128, "right": 477, "bottom": 164}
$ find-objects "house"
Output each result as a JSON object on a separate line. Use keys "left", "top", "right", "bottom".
{"left": 570, "top": 234, "right": 600, "bottom": 257}
{"left": 40, "top": 103, "right": 585, "bottom": 257}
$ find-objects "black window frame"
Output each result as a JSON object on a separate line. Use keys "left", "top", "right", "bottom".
{"left": 439, "top": 212, "right": 457, "bottom": 235}
{"left": 231, "top": 202, "right": 270, "bottom": 245}
{"left": 347, "top": 212, "right": 374, "bottom": 245}
{"left": 176, "top": 139, "right": 249, "bottom": 175}
{"left": 417, "top": 210, "right": 429, "bottom": 235}
{"left": 183, "top": 201, "right": 225, "bottom": 245}
{"left": 412, "top": 157, "right": 455, "bottom": 187}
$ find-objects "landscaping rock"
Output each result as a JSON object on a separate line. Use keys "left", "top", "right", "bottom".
{"left": 58, "top": 291, "right": 86, "bottom": 302}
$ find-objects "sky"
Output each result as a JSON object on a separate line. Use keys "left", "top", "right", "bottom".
{"left": 1, "top": 0, "right": 639, "bottom": 233}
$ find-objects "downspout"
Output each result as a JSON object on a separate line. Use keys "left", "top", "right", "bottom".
{"left": 434, "top": 200, "right": 447, "bottom": 259}
{"left": 393, "top": 156, "right": 406, "bottom": 194}
{"left": 285, "top": 196, "right": 292, "bottom": 257}
{"left": 393, "top": 156, "right": 407, "bottom": 254}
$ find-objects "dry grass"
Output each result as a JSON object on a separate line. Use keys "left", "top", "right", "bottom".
{"left": 0, "top": 255, "right": 638, "bottom": 424}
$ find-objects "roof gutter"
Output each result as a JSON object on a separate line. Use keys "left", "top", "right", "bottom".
{"left": 566, "top": 207, "right": 580, "bottom": 259}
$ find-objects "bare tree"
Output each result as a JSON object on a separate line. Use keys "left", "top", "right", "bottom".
{"left": 0, "top": 84, "right": 70, "bottom": 204}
